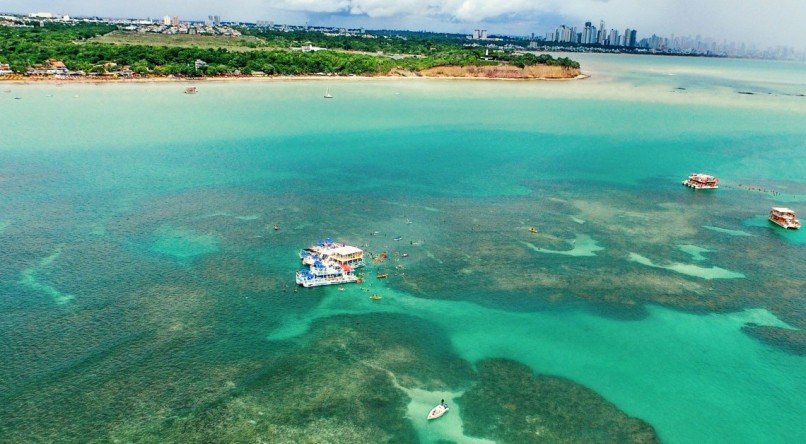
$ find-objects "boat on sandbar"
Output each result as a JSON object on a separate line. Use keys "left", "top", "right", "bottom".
{"left": 769, "top": 207, "right": 801, "bottom": 229}
{"left": 682, "top": 173, "right": 719, "bottom": 189}
{"left": 427, "top": 402, "right": 449, "bottom": 420}
{"left": 295, "top": 238, "right": 365, "bottom": 287}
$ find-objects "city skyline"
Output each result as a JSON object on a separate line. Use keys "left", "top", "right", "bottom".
{"left": 1, "top": 0, "right": 804, "bottom": 50}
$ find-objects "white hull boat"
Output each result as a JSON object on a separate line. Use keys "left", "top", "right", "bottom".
{"left": 427, "top": 403, "right": 449, "bottom": 420}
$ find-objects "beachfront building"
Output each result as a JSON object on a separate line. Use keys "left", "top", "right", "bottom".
{"left": 26, "top": 60, "right": 70, "bottom": 76}
{"left": 0, "top": 63, "right": 12, "bottom": 75}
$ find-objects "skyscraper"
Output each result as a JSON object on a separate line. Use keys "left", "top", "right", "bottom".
{"left": 598, "top": 20, "right": 606, "bottom": 45}
{"left": 608, "top": 29, "right": 619, "bottom": 46}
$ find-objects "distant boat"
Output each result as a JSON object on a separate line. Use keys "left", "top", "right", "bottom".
{"left": 769, "top": 207, "right": 801, "bottom": 229}
{"left": 682, "top": 173, "right": 719, "bottom": 189}
{"left": 427, "top": 402, "right": 449, "bottom": 420}
{"left": 370, "top": 294, "right": 382, "bottom": 301}
{"left": 185, "top": 86, "right": 198, "bottom": 94}
{"left": 393, "top": 236, "right": 403, "bottom": 241}
{"left": 324, "top": 88, "right": 333, "bottom": 99}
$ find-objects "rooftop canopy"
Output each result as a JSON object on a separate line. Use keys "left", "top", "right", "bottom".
{"left": 331, "top": 246, "right": 363, "bottom": 255}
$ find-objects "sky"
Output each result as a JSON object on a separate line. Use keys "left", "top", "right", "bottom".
{"left": 1, "top": 0, "right": 805, "bottom": 48}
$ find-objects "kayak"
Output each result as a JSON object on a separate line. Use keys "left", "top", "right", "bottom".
{"left": 427, "top": 403, "right": 449, "bottom": 420}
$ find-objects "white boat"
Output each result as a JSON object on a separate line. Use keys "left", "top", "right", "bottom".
{"left": 324, "top": 88, "right": 333, "bottom": 99}
{"left": 296, "top": 239, "right": 365, "bottom": 287}
{"left": 682, "top": 173, "right": 719, "bottom": 189}
{"left": 769, "top": 207, "right": 801, "bottom": 229}
{"left": 427, "top": 403, "right": 449, "bottom": 420}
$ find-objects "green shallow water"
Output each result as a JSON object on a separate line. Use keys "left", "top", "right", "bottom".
{"left": 1, "top": 55, "right": 805, "bottom": 442}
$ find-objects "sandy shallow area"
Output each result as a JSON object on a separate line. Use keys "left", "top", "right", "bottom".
{"left": 0, "top": 69, "right": 586, "bottom": 85}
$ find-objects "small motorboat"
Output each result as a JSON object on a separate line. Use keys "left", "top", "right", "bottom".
{"left": 529, "top": 227, "right": 538, "bottom": 234}
{"left": 393, "top": 236, "right": 403, "bottom": 241}
{"left": 370, "top": 294, "right": 382, "bottom": 301}
{"left": 274, "top": 224, "right": 279, "bottom": 231}
{"left": 401, "top": 253, "right": 409, "bottom": 258}
{"left": 338, "top": 287, "right": 346, "bottom": 292}
{"left": 184, "top": 86, "right": 198, "bottom": 94}
{"left": 376, "top": 273, "right": 388, "bottom": 279}
{"left": 427, "top": 402, "right": 449, "bottom": 420}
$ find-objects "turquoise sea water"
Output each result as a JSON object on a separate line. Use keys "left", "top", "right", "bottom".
{"left": 1, "top": 55, "right": 805, "bottom": 442}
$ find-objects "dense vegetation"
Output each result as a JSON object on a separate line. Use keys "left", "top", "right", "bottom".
{"left": 0, "top": 23, "right": 579, "bottom": 77}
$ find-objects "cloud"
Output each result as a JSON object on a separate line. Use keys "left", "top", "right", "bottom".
{"left": 1, "top": 0, "right": 804, "bottom": 47}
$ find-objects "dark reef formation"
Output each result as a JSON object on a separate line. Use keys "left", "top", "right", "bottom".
{"left": 742, "top": 324, "right": 806, "bottom": 356}
{"left": 458, "top": 359, "right": 660, "bottom": 443}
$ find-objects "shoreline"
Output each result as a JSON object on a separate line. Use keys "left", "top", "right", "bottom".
{"left": 0, "top": 73, "right": 589, "bottom": 85}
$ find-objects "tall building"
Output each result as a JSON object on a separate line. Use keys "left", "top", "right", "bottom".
{"left": 608, "top": 29, "right": 619, "bottom": 46}
{"left": 162, "top": 16, "right": 171, "bottom": 26}
{"left": 208, "top": 15, "right": 221, "bottom": 26}
{"left": 582, "top": 22, "right": 592, "bottom": 44}
{"left": 582, "top": 22, "right": 598, "bottom": 44}
{"left": 171, "top": 16, "right": 179, "bottom": 27}
{"left": 473, "top": 29, "right": 488, "bottom": 40}
{"left": 598, "top": 20, "right": 606, "bottom": 45}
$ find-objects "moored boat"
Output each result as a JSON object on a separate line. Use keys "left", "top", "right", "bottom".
{"left": 682, "top": 173, "right": 719, "bottom": 189}
{"left": 296, "top": 239, "right": 365, "bottom": 287}
{"left": 769, "top": 207, "right": 801, "bottom": 229}
{"left": 427, "top": 402, "right": 449, "bottom": 420}
{"left": 184, "top": 86, "right": 198, "bottom": 94}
